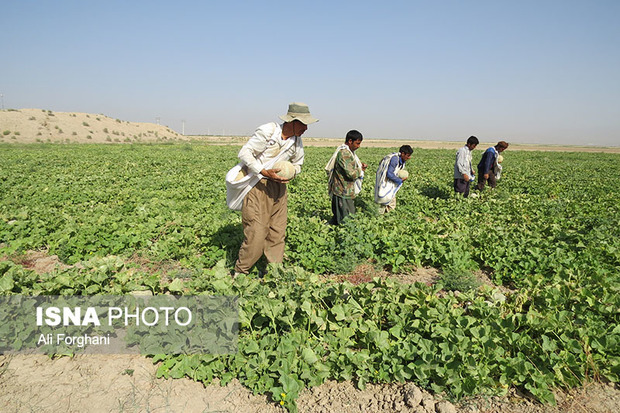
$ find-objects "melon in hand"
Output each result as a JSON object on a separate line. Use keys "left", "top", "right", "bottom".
{"left": 273, "top": 161, "right": 296, "bottom": 180}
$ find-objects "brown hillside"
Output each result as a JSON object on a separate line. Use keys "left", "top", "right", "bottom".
{"left": 0, "top": 108, "right": 187, "bottom": 144}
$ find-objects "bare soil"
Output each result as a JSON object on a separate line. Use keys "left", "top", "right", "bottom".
{"left": 1, "top": 251, "right": 618, "bottom": 412}
{"left": 1, "top": 354, "right": 618, "bottom": 413}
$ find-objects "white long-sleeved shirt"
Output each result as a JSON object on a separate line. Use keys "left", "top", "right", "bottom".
{"left": 454, "top": 145, "right": 474, "bottom": 179}
{"left": 238, "top": 122, "right": 304, "bottom": 176}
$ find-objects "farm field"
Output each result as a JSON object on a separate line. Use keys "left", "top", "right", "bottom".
{"left": 0, "top": 142, "right": 619, "bottom": 412}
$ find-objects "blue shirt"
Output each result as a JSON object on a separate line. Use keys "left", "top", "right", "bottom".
{"left": 386, "top": 154, "right": 405, "bottom": 186}
{"left": 477, "top": 147, "right": 497, "bottom": 174}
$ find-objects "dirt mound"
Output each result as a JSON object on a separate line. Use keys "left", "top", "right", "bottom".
{"left": 0, "top": 108, "right": 186, "bottom": 144}
{"left": 297, "top": 380, "right": 456, "bottom": 413}
{"left": 6, "top": 250, "right": 69, "bottom": 274}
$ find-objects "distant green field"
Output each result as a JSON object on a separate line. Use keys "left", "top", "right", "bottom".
{"left": 1, "top": 143, "right": 618, "bottom": 411}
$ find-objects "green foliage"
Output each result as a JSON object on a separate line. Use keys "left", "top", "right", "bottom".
{"left": 0, "top": 143, "right": 618, "bottom": 411}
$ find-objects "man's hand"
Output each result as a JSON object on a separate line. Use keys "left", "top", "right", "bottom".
{"left": 261, "top": 168, "right": 290, "bottom": 183}
{"left": 483, "top": 173, "right": 489, "bottom": 179}
{"left": 361, "top": 163, "right": 368, "bottom": 171}
{"left": 464, "top": 174, "right": 470, "bottom": 182}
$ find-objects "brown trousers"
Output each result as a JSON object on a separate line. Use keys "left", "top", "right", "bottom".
{"left": 234, "top": 179, "right": 288, "bottom": 274}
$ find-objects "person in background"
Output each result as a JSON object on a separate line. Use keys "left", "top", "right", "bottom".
{"left": 326, "top": 130, "right": 367, "bottom": 225}
{"left": 454, "top": 136, "right": 479, "bottom": 197}
{"left": 234, "top": 102, "right": 318, "bottom": 276}
{"left": 476, "top": 141, "right": 509, "bottom": 190}
{"left": 374, "top": 145, "right": 413, "bottom": 214}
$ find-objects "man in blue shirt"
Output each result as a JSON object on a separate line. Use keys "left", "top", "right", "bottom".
{"left": 476, "top": 141, "right": 509, "bottom": 190}
{"left": 374, "top": 145, "right": 413, "bottom": 214}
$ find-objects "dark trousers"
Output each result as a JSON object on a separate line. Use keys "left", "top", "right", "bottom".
{"left": 454, "top": 178, "right": 471, "bottom": 197}
{"left": 476, "top": 171, "right": 497, "bottom": 190}
{"left": 329, "top": 195, "right": 355, "bottom": 225}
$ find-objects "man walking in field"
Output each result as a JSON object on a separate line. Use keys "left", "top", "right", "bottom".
{"left": 325, "top": 130, "right": 367, "bottom": 224}
{"left": 232, "top": 102, "right": 318, "bottom": 275}
{"left": 374, "top": 145, "right": 412, "bottom": 214}
{"left": 476, "top": 141, "right": 509, "bottom": 190}
{"left": 454, "top": 136, "right": 479, "bottom": 197}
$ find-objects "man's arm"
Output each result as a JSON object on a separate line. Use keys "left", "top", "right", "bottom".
{"left": 385, "top": 155, "right": 403, "bottom": 185}
{"left": 238, "top": 123, "right": 277, "bottom": 175}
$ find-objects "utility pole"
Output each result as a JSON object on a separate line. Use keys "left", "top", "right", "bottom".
{"left": 182, "top": 120, "right": 185, "bottom": 135}
{"left": 156, "top": 116, "right": 160, "bottom": 125}
{"left": 0, "top": 94, "right": 4, "bottom": 110}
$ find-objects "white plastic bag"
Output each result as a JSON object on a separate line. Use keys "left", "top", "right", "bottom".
{"left": 374, "top": 153, "right": 403, "bottom": 205}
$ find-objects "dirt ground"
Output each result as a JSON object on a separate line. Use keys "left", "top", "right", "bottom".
{"left": 1, "top": 353, "right": 618, "bottom": 413}
{"left": 1, "top": 252, "right": 619, "bottom": 412}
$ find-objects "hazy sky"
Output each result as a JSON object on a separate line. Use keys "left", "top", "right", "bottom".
{"left": 2, "top": 0, "right": 619, "bottom": 145}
